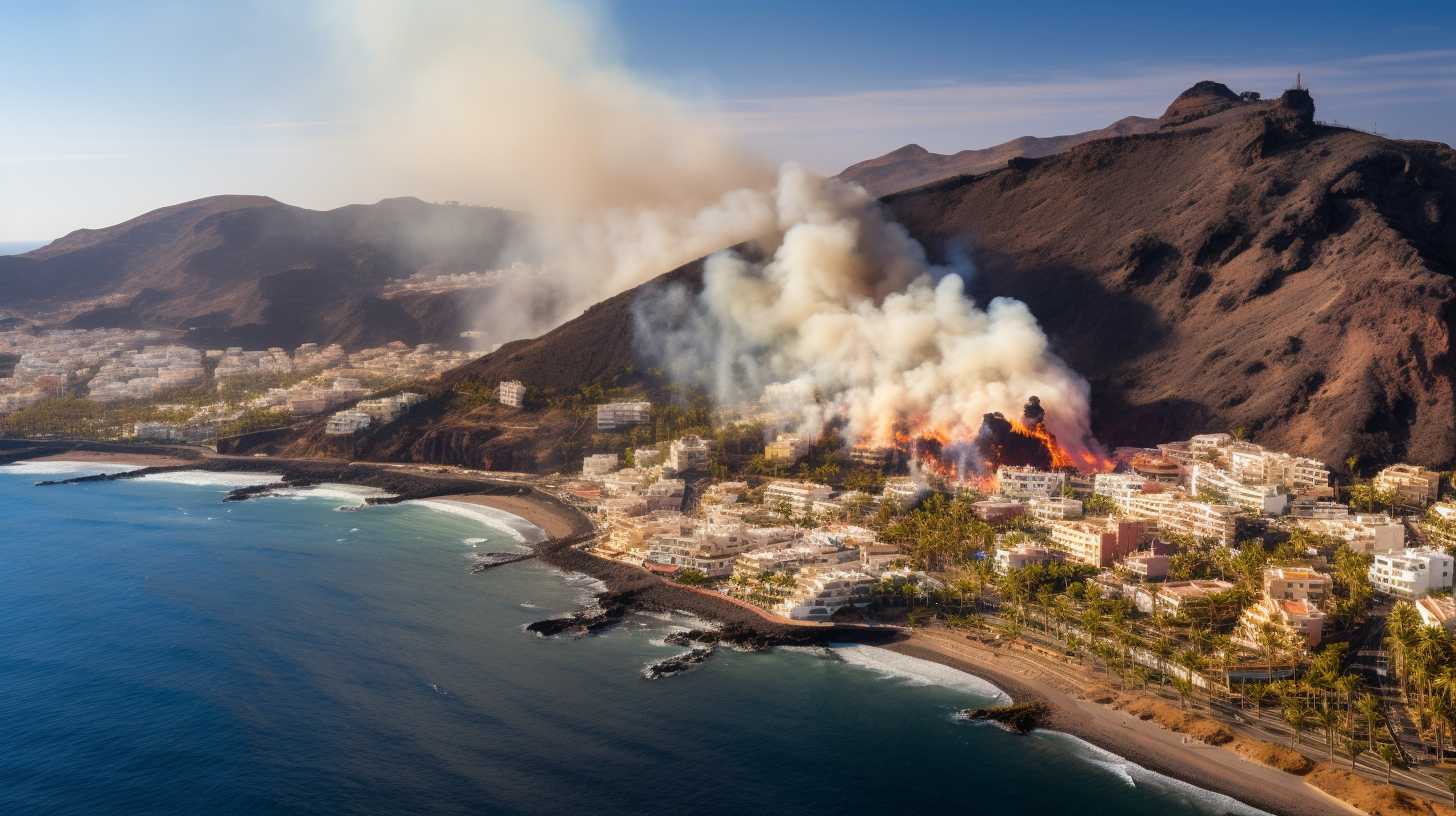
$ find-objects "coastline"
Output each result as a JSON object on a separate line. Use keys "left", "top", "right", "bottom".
{"left": 889, "top": 629, "right": 1362, "bottom": 816}
{"left": 0, "top": 444, "right": 1368, "bottom": 815}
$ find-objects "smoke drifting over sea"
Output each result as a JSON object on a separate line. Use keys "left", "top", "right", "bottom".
{"left": 328, "top": 0, "right": 1099, "bottom": 462}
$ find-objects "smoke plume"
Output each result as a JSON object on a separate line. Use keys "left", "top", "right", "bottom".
{"left": 633, "top": 166, "right": 1101, "bottom": 464}
{"left": 323, "top": 1, "right": 1099, "bottom": 462}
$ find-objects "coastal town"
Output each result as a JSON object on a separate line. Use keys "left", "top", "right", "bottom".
{"left": 500, "top": 384, "right": 1456, "bottom": 812}
{"left": 0, "top": 327, "right": 470, "bottom": 442}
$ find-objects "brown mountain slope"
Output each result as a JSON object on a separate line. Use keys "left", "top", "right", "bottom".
{"left": 0, "top": 196, "right": 520, "bottom": 349}
{"left": 251, "top": 84, "right": 1456, "bottom": 472}
{"left": 885, "top": 87, "right": 1456, "bottom": 470}
{"left": 839, "top": 115, "right": 1159, "bottom": 197}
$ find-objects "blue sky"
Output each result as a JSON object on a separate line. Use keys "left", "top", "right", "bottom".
{"left": 2, "top": 0, "right": 1454, "bottom": 241}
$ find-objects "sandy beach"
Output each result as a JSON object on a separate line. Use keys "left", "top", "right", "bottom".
{"left": 439, "top": 492, "right": 592, "bottom": 541}
{"left": 892, "top": 628, "right": 1362, "bottom": 816}
{"left": 24, "top": 451, "right": 196, "bottom": 468}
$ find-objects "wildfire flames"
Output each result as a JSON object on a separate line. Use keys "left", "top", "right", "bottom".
{"left": 859, "top": 396, "right": 1111, "bottom": 487}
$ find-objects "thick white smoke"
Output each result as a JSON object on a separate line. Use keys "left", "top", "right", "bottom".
{"left": 322, "top": 1, "right": 1097, "bottom": 453}
{"left": 634, "top": 166, "right": 1098, "bottom": 456}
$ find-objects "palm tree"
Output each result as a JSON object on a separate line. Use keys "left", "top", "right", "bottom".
{"left": 1284, "top": 705, "right": 1310, "bottom": 748}
{"left": 1317, "top": 705, "right": 1340, "bottom": 761}
{"left": 1343, "top": 732, "right": 1362, "bottom": 771}
{"left": 1376, "top": 742, "right": 1398, "bottom": 784}
{"left": 1357, "top": 693, "right": 1383, "bottom": 753}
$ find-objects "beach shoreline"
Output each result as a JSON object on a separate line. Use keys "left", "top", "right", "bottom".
{"left": 889, "top": 629, "right": 1362, "bottom": 816}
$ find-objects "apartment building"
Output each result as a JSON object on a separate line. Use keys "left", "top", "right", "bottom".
{"left": 1294, "top": 512, "right": 1404, "bottom": 555}
{"left": 971, "top": 498, "right": 1026, "bottom": 522}
{"left": 1046, "top": 518, "right": 1147, "bottom": 568}
{"left": 1093, "top": 472, "right": 1150, "bottom": 513}
{"left": 667, "top": 435, "right": 710, "bottom": 474}
{"left": 777, "top": 569, "right": 875, "bottom": 620}
{"left": 633, "top": 446, "right": 664, "bottom": 468}
{"left": 764, "top": 481, "right": 833, "bottom": 516}
{"left": 1369, "top": 549, "right": 1455, "bottom": 598}
{"left": 596, "top": 401, "right": 652, "bottom": 431}
{"left": 1189, "top": 462, "right": 1288, "bottom": 515}
{"left": 881, "top": 477, "right": 923, "bottom": 507}
{"left": 1125, "top": 490, "right": 1240, "bottom": 546}
{"left": 1373, "top": 464, "right": 1442, "bottom": 508}
{"left": 765, "top": 433, "right": 810, "bottom": 464}
{"left": 993, "top": 542, "right": 1064, "bottom": 574}
{"left": 847, "top": 445, "right": 893, "bottom": 469}
{"left": 496, "top": 380, "right": 525, "bottom": 407}
{"left": 1028, "top": 496, "right": 1083, "bottom": 521}
{"left": 1237, "top": 596, "right": 1326, "bottom": 650}
{"left": 582, "top": 453, "right": 620, "bottom": 478}
{"left": 1415, "top": 596, "right": 1456, "bottom": 634}
{"left": 995, "top": 466, "right": 1067, "bottom": 499}
{"left": 1262, "top": 567, "right": 1333, "bottom": 604}
{"left": 1134, "top": 579, "right": 1236, "bottom": 615}
{"left": 645, "top": 478, "right": 686, "bottom": 512}
{"left": 324, "top": 409, "right": 372, "bottom": 436}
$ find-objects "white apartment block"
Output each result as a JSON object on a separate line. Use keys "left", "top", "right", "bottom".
{"left": 1027, "top": 496, "right": 1083, "bottom": 521}
{"left": 1369, "top": 549, "right": 1455, "bottom": 598}
{"left": 1189, "top": 462, "right": 1288, "bottom": 515}
{"left": 1373, "top": 464, "right": 1442, "bottom": 508}
{"left": 1046, "top": 518, "right": 1146, "bottom": 568}
{"left": 582, "top": 453, "right": 620, "bottom": 478}
{"left": 596, "top": 401, "right": 652, "bottom": 431}
{"left": 882, "top": 477, "right": 923, "bottom": 507}
{"left": 633, "top": 446, "right": 664, "bottom": 468}
{"left": 667, "top": 435, "right": 710, "bottom": 473}
{"left": 996, "top": 466, "right": 1067, "bottom": 499}
{"left": 1126, "top": 490, "right": 1239, "bottom": 546}
{"left": 1294, "top": 513, "right": 1404, "bottom": 555}
{"left": 764, "top": 481, "right": 833, "bottom": 516}
{"left": 497, "top": 380, "right": 525, "bottom": 407}
{"left": 778, "top": 569, "right": 875, "bottom": 620}
{"left": 1262, "top": 567, "right": 1332, "bottom": 604}
{"left": 994, "top": 542, "right": 1064, "bottom": 574}
{"left": 324, "top": 409, "right": 372, "bottom": 436}
{"left": 645, "top": 478, "right": 686, "bottom": 512}
{"left": 1094, "top": 472, "right": 1150, "bottom": 513}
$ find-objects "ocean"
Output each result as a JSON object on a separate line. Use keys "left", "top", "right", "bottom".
{"left": 0, "top": 462, "right": 1268, "bottom": 815}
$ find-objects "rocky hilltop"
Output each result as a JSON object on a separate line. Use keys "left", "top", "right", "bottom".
{"left": 886, "top": 84, "right": 1456, "bottom": 470}
{"left": 839, "top": 115, "right": 1159, "bottom": 197}
{"left": 222, "top": 83, "right": 1456, "bottom": 471}
{"left": 0, "top": 196, "right": 520, "bottom": 349}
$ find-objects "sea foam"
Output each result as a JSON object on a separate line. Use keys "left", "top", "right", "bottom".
{"left": 269, "top": 484, "right": 394, "bottom": 506}
{"left": 1040, "top": 731, "right": 1274, "bottom": 815}
{"left": 411, "top": 499, "right": 547, "bottom": 547}
{"left": 135, "top": 471, "right": 283, "bottom": 489}
{"left": 831, "top": 644, "right": 1011, "bottom": 703}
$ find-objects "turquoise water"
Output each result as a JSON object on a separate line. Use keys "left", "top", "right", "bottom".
{"left": 0, "top": 462, "right": 1268, "bottom": 815}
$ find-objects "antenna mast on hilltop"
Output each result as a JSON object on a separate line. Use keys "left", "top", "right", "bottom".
{"left": 1296, "top": 72, "right": 1302, "bottom": 90}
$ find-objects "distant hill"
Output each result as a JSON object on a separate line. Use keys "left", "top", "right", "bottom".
{"left": 245, "top": 82, "right": 1456, "bottom": 473}
{"left": 838, "top": 115, "right": 1159, "bottom": 196}
{"left": 0, "top": 196, "right": 521, "bottom": 349}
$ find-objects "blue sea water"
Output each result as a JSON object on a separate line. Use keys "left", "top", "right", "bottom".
{"left": 0, "top": 463, "right": 1269, "bottom": 816}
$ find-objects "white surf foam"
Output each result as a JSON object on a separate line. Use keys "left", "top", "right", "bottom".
{"left": 831, "top": 644, "right": 1011, "bottom": 703}
{"left": 411, "top": 499, "right": 547, "bottom": 547}
{"left": 0, "top": 461, "right": 141, "bottom": 477}
{"left": 1041, "top": 731, "right": 1274, "bottom": 815}
{"left": 269, "top": 483, "right": 394, "bottom": 506}
{"left": 135, "top": 471, "right": 283, "bottom": 489}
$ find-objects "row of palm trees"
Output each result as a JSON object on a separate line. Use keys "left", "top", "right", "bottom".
{"left": 1385, "top": 600, "right": 1456, "bottom": 760}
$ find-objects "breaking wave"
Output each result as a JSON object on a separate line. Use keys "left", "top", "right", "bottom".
{"left": 135, "top": 471, "right": 283, "bottom": 489}
{"left": 269, "top": 484, "right": 395, "bottom": 506}
{"left": 831, "top": 644, "right": 1011, "bottom": 703}
{"left": 1040, "top": 732, "right": 1274, "bottom": 815}
{"left": 411, "top": 499, "right": 546, "bottom": 547}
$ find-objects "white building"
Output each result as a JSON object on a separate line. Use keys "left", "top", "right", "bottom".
{"left": 995, "top": 466, "right": 1067, "bottom": 499}
{"left": 994, "top": 542, "right": 1064, "bottom": 574}
{"left": 1294, "top": 512, "right": 1404, "bottom": 555}
{"left": 633, "top": 446, "right": 664, "bottom": 468}
{"left": 324, "top": 409, "right": 372, "bottom": 435}
{"left": 1414, "top": 596, "right": 1456, "bottom": 634}
{"left": 582, "top": 453, "right": 620, "bottom": 478}
{"left": 1373, "top": 464, "right": 1442, "bottom": 508}
{"left": 764, "top": 481, "right": 833, "bottom": 516}
{"left": 497, "top": 380, "right": 525, "bottom": 407}
{"left": 881, "top": 477, "right": 924, "bottom": 507}
{"left": 1189, "top": 462, "right": 1288, "bottom": 515}
{"left": 596, "top": 401, "right": 652, "bottom": 431}
{"left": 778, "top": 569, "right": 875, "bottom": 620}
{"left": 133, "top": 421, "right": 184, "bottom": 442}
{"left": 1369, "top": 549, "right": 1455, "bottom": 598}
{"left": 1125, "top": 490, "right": 1239, "bottom": 546}
{"left": 645, "top": 478, "right": 686, "bottom": 512}
{"left": 667, "top": 435, "right": 710, "bottom": 474}
{"left": 1028, "top": 496, "right": 1083, "bottom": 522}
{"left": 1094, "top": 472, "right": 1150, "bottom": 513}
